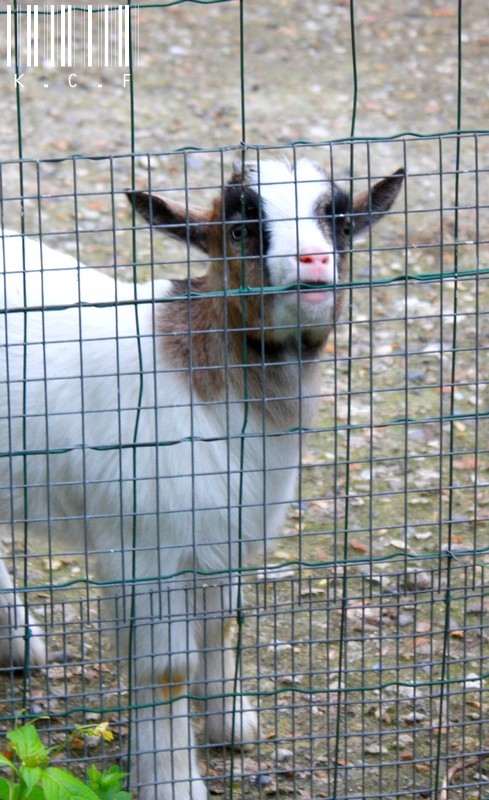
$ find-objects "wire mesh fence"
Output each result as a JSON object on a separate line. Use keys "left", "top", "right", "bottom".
{"left": 0, "top": 3, "right": 488, "bottom": 800}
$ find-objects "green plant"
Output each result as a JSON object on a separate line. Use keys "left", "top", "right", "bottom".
{"left": 85, "top": 767, "right": 130, "bottom": 800}
{"left": 0, "top": 722, "right": 131, "bottom": 800}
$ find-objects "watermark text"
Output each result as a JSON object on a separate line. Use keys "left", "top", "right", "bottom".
{"left": 3, "top": 4, "right": 139, "bottom": 70}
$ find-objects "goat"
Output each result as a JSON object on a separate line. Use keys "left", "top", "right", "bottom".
{"left": 0, "top": 157, "right": 403, "bottom": 799}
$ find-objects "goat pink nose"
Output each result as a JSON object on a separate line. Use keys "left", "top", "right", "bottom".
{"left": 299, "top": 250, "right": 330, "bottom": 265}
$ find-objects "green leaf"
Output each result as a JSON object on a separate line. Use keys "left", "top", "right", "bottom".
{"left": 84, "top": 769, "right": 100, "bottom": 788}
{"left": 7, "top": 728, "right": 48, "bottom": 768}
{"left": 0, "top": 755, "right": 17, "bottom": 774}
{"left": 87, "top": 764, "right": 132, "bottom": 800}
{"left": 20, "top": 767, "right": 41, "bottom": 798}
{"left": 109, "top": 790, "right": 131, "bottom": 800}
{"left": 0, "top": 781, "right": 24, "bottom": 800}
{"left": 86, "top": 767, "right": 130, "bottom": 800}
{"left": 102, "top": 771, "right": 123, "bottom": 789}
{"left": 0, "top": 777, "right": 14, "bottom": 800}
{"left": 41, "top": 769, "right": 100, "bottom": 800}
{"left": 26, "top": 788, "right": 45, "bottom": 800}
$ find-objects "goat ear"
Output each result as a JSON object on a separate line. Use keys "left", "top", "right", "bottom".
{"left": 230, "top": 159, "right": 256, "bottom": 184}
{"left": 126, "top": 190, "right": 210, "bottom": 254}
{"left": 350, "top": 168, "right": 404, "bottom": 237}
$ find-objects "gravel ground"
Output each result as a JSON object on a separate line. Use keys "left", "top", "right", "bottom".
{"left": 0, "top": 2, "right": 488, "bottom": 799}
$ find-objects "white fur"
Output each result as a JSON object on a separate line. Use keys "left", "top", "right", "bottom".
{"left": 0, "top": 230, "right": 304, "bottom": 800}
{"left": 0, "top": 159, "right": 400, "bottom": 799}
{"left": 246, "top": 159, "right": 338, "bottom": 330}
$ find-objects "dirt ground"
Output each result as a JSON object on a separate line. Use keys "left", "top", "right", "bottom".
{"left": 0, "top": 2, "right": 488, "bottom": 799}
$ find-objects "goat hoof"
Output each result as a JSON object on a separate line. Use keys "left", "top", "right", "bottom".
{"left": 207, "top": 697, "right": 259, "bottom": 751}
{"left": 48, "top": 648, "right": 76, "bottom": 664}
{"left": 0, "top": 633, "right": 46, "bottom": 670}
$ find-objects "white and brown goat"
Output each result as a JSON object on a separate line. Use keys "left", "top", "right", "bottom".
{"left": 0, "top": 158, "right": 403, "bottom": 799}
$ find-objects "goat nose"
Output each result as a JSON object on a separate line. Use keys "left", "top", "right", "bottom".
{"left": 299, "top": 249, "right": 330, "bottom": 265}
{"left": 298, "top": 248, "right": 335, "bottom": 284}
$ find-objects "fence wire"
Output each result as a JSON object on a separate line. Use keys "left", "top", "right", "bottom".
{"left": 0, "top": 3, "right": 488, "bottom": 800}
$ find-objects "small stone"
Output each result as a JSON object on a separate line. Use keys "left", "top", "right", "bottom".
{"left": 404, "top": 711, "right": 427, "bottom": 724}
{"left": 408, "top": 371, "right": 427, "bottom": 382}
{"left": 350, "top": 538, "right": 369, "bottom": 553}
{"left": 390, "top": 539, "right": 408, "bottom": 551}
{"left": 300, "top": 586, "right": 326, "bottom": 597}
{"left": 256, "top": 567, "right": 295, "bottom": 581}
{"left": 252, "top": 774, "right": 273, "bottom": 788}
{"left": 168, "top": 45, "right": 188, "bottom": 56}
{"left": 416, "top": 621, "right": 431, "bottom": 634}
{"left": 268, "top": 642, "right": 293, "bottom": 654}
{"left": 364, "top": 743, "right": 389, "bottom": 755}
{"left": 399, "top": 613, "right": 415, "bottom": 626}
{"left": 397, "top": 685, "right": 416, "bottom": 699}
{"left": 80, "top": 208, "right": 102, "bottom": 221}
{"left": 441, "top": 542, "right": 468, "bottom": 553}
{"left": 467, "top": 600, "right": 484, "bottom": 614}
{"left": 42, "top": 557, "right": 64, "bottom": 571}
{"left": 276, "top": 748, "right": 293, "bottom": 762}
{"left": 69, "top": 736, "right": 85, "bottom": 752}
{"left": 404, "top": 570, "right": 432, "bottom": 591}
{"left": 279, "top": 674, "right": 302, "bottom": 686}
{"left": 209, "top": 783, "right": 225, "bottom": 796}
{"left": 85, "top": 735, "right": 101, "bottom": 749}
{"left": 465, "top": 673, "right": 484, "bottom": 689}
{"left": 328, "top": 680, "right": 345, "bottom": 691}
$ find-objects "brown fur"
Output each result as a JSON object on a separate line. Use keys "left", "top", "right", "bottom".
{"left": 155, "top": 198, "right": 340, "bottom": 428}
{"left": 156, "top": 208, "right": 330, "bottom": 429}
{"left": 156, "top": 289, "right": 325, "bottom": 429}
{"left": 160, "top": 668, "right": 186, "bottom": 702}
{"left": 134, "top": 164, "right": 404, "bottom": 427}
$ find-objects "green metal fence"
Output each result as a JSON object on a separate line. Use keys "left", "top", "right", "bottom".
{"left": 0, "top": 2, "right": 488, "bottom": 800}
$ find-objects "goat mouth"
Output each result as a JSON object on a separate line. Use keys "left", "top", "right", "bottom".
{"left": 297, "top": 281, "right": 334, "bottom": 304}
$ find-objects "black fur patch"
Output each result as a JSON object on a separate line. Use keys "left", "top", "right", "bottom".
{"left": 316, "top": 184, "right": 351, "bottom": 251}
{"left": 245, "top": 332, "right": 323, "bottom": 363}
{"left": 223, "top": 183, "right": 271, "bottom": 255}
{"left": 331, "top": 185, "right": 350, "bottom": 217}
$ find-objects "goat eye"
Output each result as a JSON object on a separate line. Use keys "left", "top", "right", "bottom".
{"left": 323, "top": 203, "right": 333, "bottom": 218}
{"left": 230, "top": 225, "right": 247, "bottom": 242}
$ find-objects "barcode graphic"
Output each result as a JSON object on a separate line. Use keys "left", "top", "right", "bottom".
{"left": 4, "top": 4, "right": 139, "bottom": 69}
